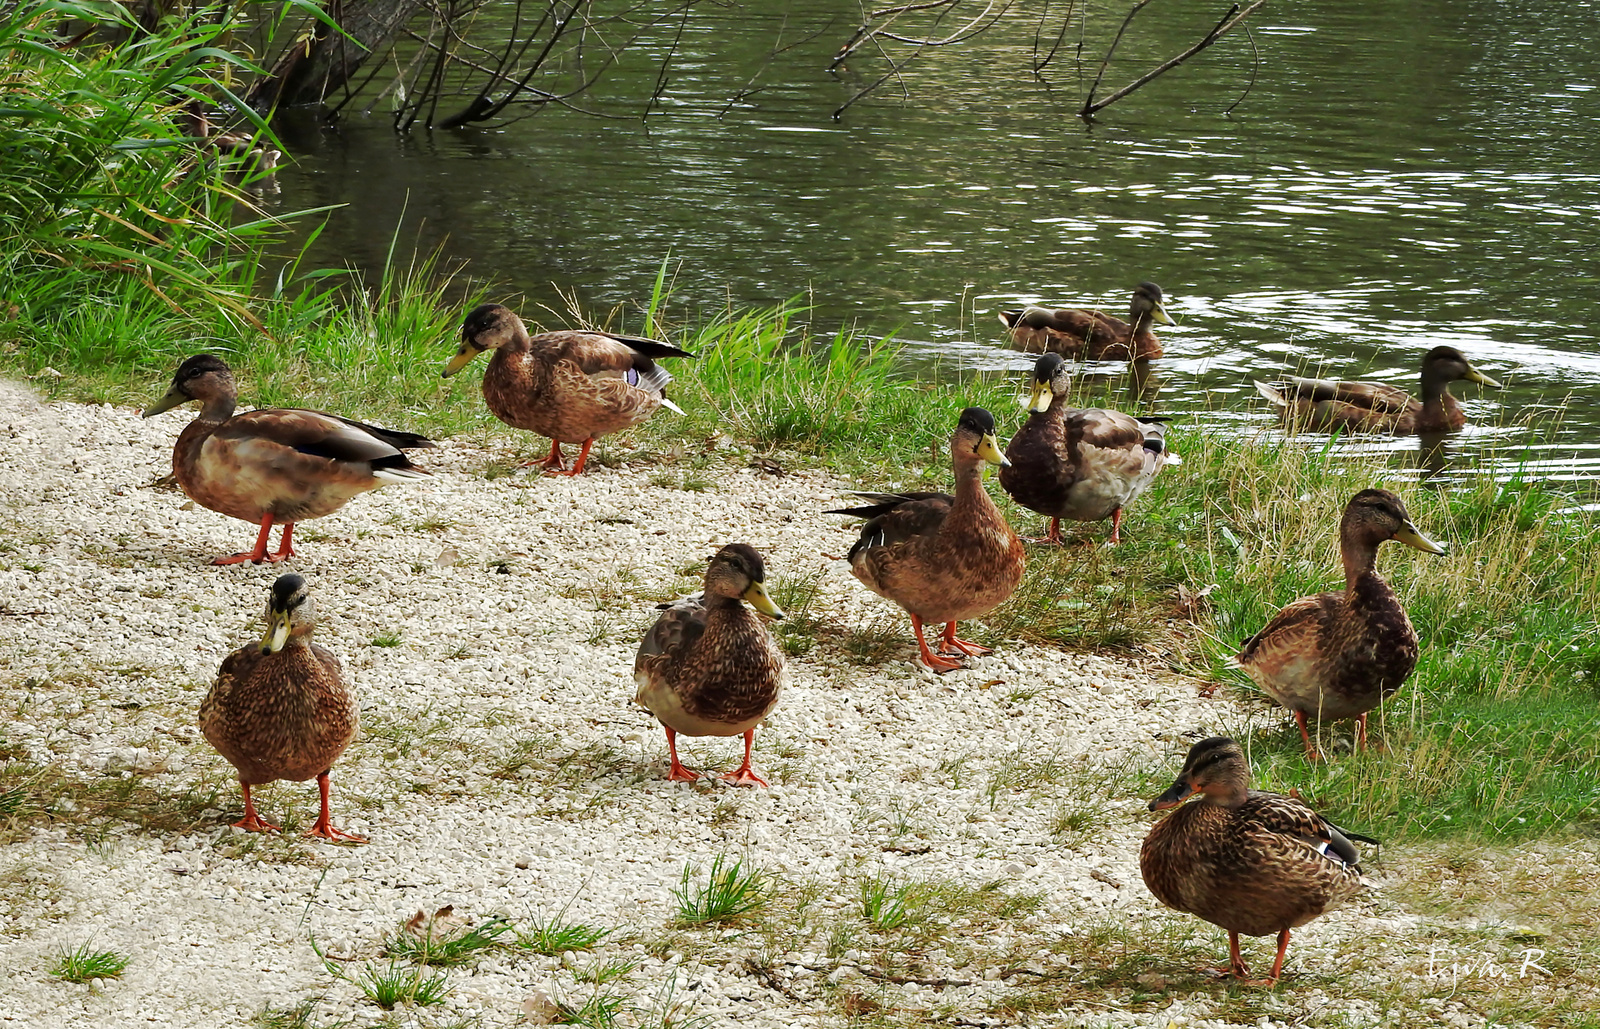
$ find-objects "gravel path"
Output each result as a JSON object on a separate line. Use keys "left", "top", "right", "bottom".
{"left": 0, "top": 381, "right": 1483, "bottom": 1028}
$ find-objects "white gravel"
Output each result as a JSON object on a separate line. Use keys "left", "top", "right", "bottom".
{"left": 0, "top": 381, "right": 1490, "bottom": 1028}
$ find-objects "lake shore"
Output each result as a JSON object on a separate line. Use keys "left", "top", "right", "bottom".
{"left": 0, "top": 380, "right": 1586, "bottom": 1029}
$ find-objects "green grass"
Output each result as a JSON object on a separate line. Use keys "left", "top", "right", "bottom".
{"left": 671, "top": 853, "right": 770, "bottom": 927}
{"left": 50, "top": 941, "right": 130, "bottom": 983}
{"left": 383, "top": 910, "right": 512, "bottom": 966}
{"left": 516, "top": 913, "right": 613, "bottom": 956}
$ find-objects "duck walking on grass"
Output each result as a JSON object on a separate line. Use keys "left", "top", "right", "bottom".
{"left": 827, "top": 408, "right": 1025, "bottom": 673}
{"left": 1000, "top": 353, "right": 1179, "bottom": 545}
{"left": 1141, "top": 737, "right": 1370, "bottom": 987}
{"left": 997, "top": 281, "right": 1173, "bottom": 362}
{"left": 200, "top": 574, "right": 363, "bottom": 841}
{"left": 444, "top": 302, "right": 694, "bottom": 476}
{"left": 634, "top": 544, "right": 787, "bottom": 786}
{"left": 1255, "top": 346, "right": 1501, "bottom": 435}
{"left": 1236, "top": 489, "right": 1445, "bottom": 760}
{"left": 144, "top": 355, "right": 434, "bottom": 565}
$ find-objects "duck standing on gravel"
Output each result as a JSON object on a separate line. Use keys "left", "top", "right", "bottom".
{"left": 443, "top": 302, "right": 694, "bottom": 476}
{"left": 997, "top": 281, "right": 1173, "bottom": 361}
{"left": 144, "top": 354, "right": 434, "bottom": 565}
{"left": 1254, "top": 345, "right": 1501, "bottom": 435}
{"left": 827, "top": 407, "right": 1025, "bottom": 673}
{"left": 1236, "top": 489, "right": 1445, "bottom": 760}
{"left": 200, "top": 574, "right": 364, "bottom": 841}
{"left": 1141, "top": 736, "right": 1370, "bottom": 986}
{"left": 634, "top": 543, "right": 787, "bottom": 786}
{"left": 999, "top": 352, "right": 1179, "bottom": 545}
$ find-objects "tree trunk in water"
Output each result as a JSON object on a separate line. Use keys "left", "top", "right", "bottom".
{"left": 249, "top": 0, "right": 423, "bottom": 110}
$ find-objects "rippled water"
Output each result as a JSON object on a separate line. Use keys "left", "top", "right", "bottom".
{"left": 271, "top": 0, "right": 1600, "bottom": 482}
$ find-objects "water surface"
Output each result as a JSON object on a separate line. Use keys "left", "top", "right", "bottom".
{"left": 271, "top": 0, "right": 1600, "bottom": 482}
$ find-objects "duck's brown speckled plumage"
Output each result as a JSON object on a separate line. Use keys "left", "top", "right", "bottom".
{"left": 634, "top": 543, "right": 786, "bottom": 786}
{"left": 1237, "top": 489, "right": 1445, "bottom": 759}
{"left": 997, "top": 281, "right": 1172, "bottom": 361}
{"left": 828, "top": 408, "right": 1025, "bottom": 672}
{"left": 144, "top": 354, "right": 433, "bottom": 564}
{"left": 444, "top": 302, "right": 693, "bottom": 475}
{"left": 1000, "top": 353, "right": 1178, "bottom": 544}
{"left": 1255, "top": 345, "right": 1501, "bottom": 435}
{"left": 200, "top": 574, "right": 363, "bottom": 840}
{"left": 1140, "top": 737, "right": 1367, "bottom": 985}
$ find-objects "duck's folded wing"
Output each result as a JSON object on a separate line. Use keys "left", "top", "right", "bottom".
{"left": 1244, "top": 793, "right": 1364, "bottom": 870}
{"left": 217, "top": 409, "right": 424, "bottom": 466}
{"left": 1284, "top": 376, "right": 1413, "bottom": 413}
{"left": 635, "top": 595, "right": 708, "bottom": 664}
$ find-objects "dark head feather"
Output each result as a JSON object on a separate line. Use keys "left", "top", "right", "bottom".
{"left": 1032, "top": 353, "right": 1065, "bottom": 383}
{"left": 958, "top": 407, "right": 996, "bottom": 436}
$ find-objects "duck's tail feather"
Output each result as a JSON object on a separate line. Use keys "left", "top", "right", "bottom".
{"left": 1254, "top": 380, "right": 1288, "bottom": 408}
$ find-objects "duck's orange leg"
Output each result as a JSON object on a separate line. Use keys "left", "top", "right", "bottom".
{"left": 719, "top": 729, "right": 769, "bottom": 788}
{"left": 663, "top": 727, "right": 700, "bottom": 782}
{"left": 554, "top": 438, "right": 596, "bottom": 477}
{"left": 526, "top": 438, "right": 566, "bottom": 471}
{"left": 232, "top": 781, "right": 280, "bottom": 832}
{"left": 939, "top": 620, "right": 991, "bottom": 658}
{"left": 910, "top": 615, "right": 963, "bottom": 672}
{"left": 266, "top": 522, "right": 296, "bottom": 562}
{"left": 1021, "top": 517, "right": 1065, "bottom": 545}
{"left": 305, "top": 770, "right": 366, "bottom": 843}
{"left": 1108, "top": 507, "right": 1125, "bottom": 544}
{"left": 213, "top": 516, "right": 277, "bottom": 566}
{"left": 1294, "top": 710, "right": 1323, "bottom": 762}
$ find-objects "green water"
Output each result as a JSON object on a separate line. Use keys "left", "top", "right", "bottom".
{"left": 271, "top": 0, "right": 1600, "bottom": 481}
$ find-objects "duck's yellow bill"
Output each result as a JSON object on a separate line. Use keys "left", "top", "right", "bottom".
{"left": 259, "top": 609, "right": 292, "bottom": 655}
{"left": 441, "top": 347, "right": 481, "bottom": 378}
{"left": 742, "top": 580, "right": 785, "bottom": 620}
{"left": 1026, "top": 380, "right": 1052, "bottom": 413}
{"left": 1393, "top": 521, "right": 1446, "bottom": 555}
{"left": 142, "top": 388, "right": 186, "bottom": 418}
{"left": 978, "top": 432, "right": 1011, "bottom": 468}
{"left": 1464, "top": 365, "right": 1502, "bottom": 389}
{"left": 1151, "top": 302, "right": 1175, "bottom": 326}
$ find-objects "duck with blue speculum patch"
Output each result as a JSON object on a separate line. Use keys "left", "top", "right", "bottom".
{"left": 999, "top": 352, "right": 1180, "bottom": 545}
{"left": 443, "top": 302, "right": 694, "bottom": 476}
{"left": 1141, "top": 736, "right": 1373, "bottom": 986}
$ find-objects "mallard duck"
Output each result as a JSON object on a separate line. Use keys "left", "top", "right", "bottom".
{"left": 827, "top": 407, "right": 1025, "bottom": 673}
{"left": 634, "top": 543, "right": 787, "bottom": 786}
{"left": 1140, "top": 736, "right": 1369, "bottom": 986}
{"left": 999, "top": 353, "right": 1179, "bottom": 545}
{"left": 200, "top": 574, "right": 363, "bottom": 841}
{"left": 997, "top": 281, "right": 1173, "bottom": 361}
{"left": 1254, "top": 346, "right": 1501, "bottom": 435}
{"left": 1237, "top": 489, "right": 1444, "bottom": 760}
{"left": 143, "top": 354, "right": 434, "bottom": 565}
{"left": 443, "top": 302, "right": 694, "bottom": 475}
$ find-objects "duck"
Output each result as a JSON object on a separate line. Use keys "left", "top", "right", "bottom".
{"left": 1254, "top": 346, "right": 1501, "bottom": 435}
{"left": 1236, "top": 489, "right": 1444, "bottom": 760}
{"left": 999, "top": 352, "right": 1179, "bottom": 544}
{"left": 827, "top": 407, "right": 1025, "bottom": 673}
{"left": 200, "top": 574, "right": 363, "bottom": 841}
{"left": 633, "top": 543, "right": 787, "bottom": 786}
{"left": 997, "top": 281, "right": 1173, "bottom": 361}
{"left": 443, "top": 302, "right": 694, "bottom": 476}
{"left": 1140, "top": 736, "right": 1370, "bottom": 986}
{"left": 144, "top": 354, "right": 434, "bottom": 565}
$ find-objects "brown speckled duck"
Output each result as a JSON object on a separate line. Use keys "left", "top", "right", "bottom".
{"left": 1000, "top": 353, "right": 1179, "bottom": 545}
{"left": 1141, "top": 737, "right": 1369, "bottom": 986}
{"left": 144, "top": 355, "right": 434, "bottom": 565}
{"left": 634, "top": 543, "right": 787, "bottom": 786}
{"left": 827, "top": 408, "right": 1026, "bottom": 673}
{"left": 443, "top": 302, "right": 694, "bottom": 476}
{"left": 200, "top": 574, "right": 363, "bottom": 841}
{"left": 1254, "top": 346, "right": 1501, "bottom": 435}
{"left": 1237, "top": 489, "right": 1444, "bottom": 760}
{"left": 997, "top": 281, "right": 1173, "bottom": 361}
